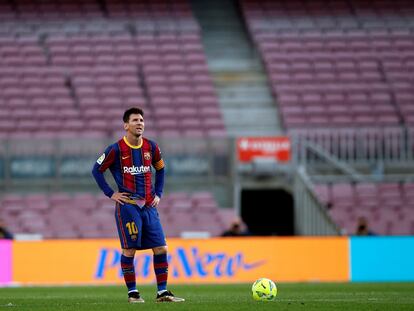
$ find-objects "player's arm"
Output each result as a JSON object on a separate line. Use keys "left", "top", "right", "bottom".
{"left": 92, "top": 146, "right": 116, "bottom": 198}
{"left": 151, "top": 143, "right": 165, "bottom": 207}
{"left": 90, "top": 146, "right": 126, "bottom": 202}
{"left": 91, "top": 146, "right": 132, "bottom": 205}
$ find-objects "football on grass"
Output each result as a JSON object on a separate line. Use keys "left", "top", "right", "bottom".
{"left": 251, "top": 278, "right": 277, "bottom": 301}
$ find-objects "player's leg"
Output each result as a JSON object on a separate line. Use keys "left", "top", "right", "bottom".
{"left": 141, "top": 207, "right": 184, "bottom": 302}
{"left": 152, "top": 246, "right": 183, "bottom": 302}
{"left": 152, "top": 246, "right": 168, "bottom": 293}
{"left": 120, "top": 248, "right": 144, "bottom": 303}
{"left": 114, "top": 203, "right": 144, "bottom": 303}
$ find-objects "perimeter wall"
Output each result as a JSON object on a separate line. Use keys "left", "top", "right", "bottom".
{"left": 0, "top": 237, "right": 413, "bottom": 285}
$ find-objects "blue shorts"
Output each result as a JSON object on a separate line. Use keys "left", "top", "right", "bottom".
{"left": 114, "top": 202, "right": 166, "bottom": 250}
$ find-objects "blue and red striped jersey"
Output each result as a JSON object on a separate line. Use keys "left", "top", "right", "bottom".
{"left": 92, "top": 136, "right": 165, "bottom": 205}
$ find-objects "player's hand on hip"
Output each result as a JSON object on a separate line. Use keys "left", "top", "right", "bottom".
{"left": 150, "top": 195, "right": 160, "bottom": 207}
{"left": 111, "top": 192, "right": 130, "bottom": 205}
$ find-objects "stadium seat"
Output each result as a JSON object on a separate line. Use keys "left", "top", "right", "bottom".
{"left": 0, "top": 191, "right": 233, "bottom": 238}
{"left": 315, "top": 182, "right": 414, "bottom": 235}
{"left": 0, "top": 1, "right": 225, "bottom": 139}
{"left": 241, "top": 0, "right": 414, "bottom": 131}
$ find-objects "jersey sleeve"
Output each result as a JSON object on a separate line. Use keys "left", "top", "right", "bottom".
{"left": 91, "top": 145, "right": 117, "bottom": 198}
{"left": 152, "top": 142, "right": 165, "bottom": 171}
{"left": 150, "top": 141, "right": 165, "bottom": 198}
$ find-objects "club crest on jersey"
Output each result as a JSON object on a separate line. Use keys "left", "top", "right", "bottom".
{"left": 144, "top": 152, "right": 151, "bottom": 160}
{"left": 123, "top": 165, "right": 151, "bottom": 175}
{"left": 96, "top": 153, "right": 105, "bottom": 165}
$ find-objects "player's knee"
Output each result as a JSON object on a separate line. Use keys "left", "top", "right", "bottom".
{"left": 153, "top": 246, "right": 167, "bottom": 255}
{"left": 122, "top": 248, "right": 136, "bottom": 257}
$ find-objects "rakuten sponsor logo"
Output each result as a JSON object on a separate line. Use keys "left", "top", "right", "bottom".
{"left": 123, "top": 165, "right": 151, "bottom": 175}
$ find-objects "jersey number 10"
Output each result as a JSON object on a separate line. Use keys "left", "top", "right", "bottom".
{"left": 126, "top": 222, "right": 138, "bottom": 235}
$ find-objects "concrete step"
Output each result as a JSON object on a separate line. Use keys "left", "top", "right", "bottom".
{"left": 191, "top": 0, "right": 283, "bottom": 135}
{"left": 207, "top": 58, "right": 262, "bottom": 72}
{"left": 222, "top": 108, "right": 280, "bottom": 125}
{"left": 225, "top": 123, "right": 281, "bottom": 131}
{"left": 226, "top": 127, "right": 284, "bottom": 137}
{"left": 212, "top": 71, "right": 268, "bottom": 85}
{"left": 219, "top": 93, "right": 273, "bottom": 104}
{"left": 204, "top": 48, "right": 253, "bottom": 57}
{"left": 217, "top": 84, "right": 273, "bottom": 100}
{"left": 193, "top": 13, "right": 239, "bottom": 22}
{"left": 203, "top": 37, "right": 251, "bottom": 47}
{"left": 219, "top": 97, "right": 275, "bottom": 108}
{"left": 191, "top": 1, "right": 235, "bottom": 11}
{"left": 200, "top": 20, "right": 243, "bottom": 31}
{"left": 202, "top": 26, "right": 248, "bottom": 41}
{"left": 205, "top": 51, "right": 255, "bottom": 60}
{"left": 195, "top": 16, "right": 242, "bottom": 24}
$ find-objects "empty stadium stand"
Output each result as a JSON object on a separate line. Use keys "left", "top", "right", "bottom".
{"left": 0, "top": 191, "right": 236, "bottom": 238}
{"left": 314, "top": 182, "right": 414, "bottom": 235}
{"left": 239, "top": 0, "right": 414, "bottom": 235}
{"left": 0, "top": 0, "right": 231, "bottom": 240}
{"left": 1, "top": 0, "right": 414, "bottom": 238}
{"left": 241, "top": 0, "right": 414, "bottom": 130}
{"left": 0, "top": 0, "right": 226, "bottom": 139}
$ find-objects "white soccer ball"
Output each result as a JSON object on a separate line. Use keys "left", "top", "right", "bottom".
{"left": 251, "top": 277, "right": 277, "bottom": 301}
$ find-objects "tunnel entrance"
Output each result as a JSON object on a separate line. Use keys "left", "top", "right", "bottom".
{"left": 241, "top": 189, "right": 294, "bottom": 236}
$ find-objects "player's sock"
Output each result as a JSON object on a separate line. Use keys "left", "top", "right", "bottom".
{"left": 157, "top": 289, "right": 167, "bottom": 295}
{"left": 153, "top": 253, "right": 168, "bottom": 292}
{"left": 121, "top": 254, "right": 136, "bottom": 292}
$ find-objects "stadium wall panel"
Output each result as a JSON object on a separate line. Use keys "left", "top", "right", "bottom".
{"left": 350, "top": 237, "right": 414, "bottom": 282}
{"left": 0, "top": 240, "right": 12, "bottom": 285}
{"left": 4, "top": 237, "right": 414, "bottom": 285}
{"left": 9, "top": 237, "right": 348, "bottom": 285}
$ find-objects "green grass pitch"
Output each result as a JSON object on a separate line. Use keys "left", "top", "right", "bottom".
{"left": 1, "top": 283, "right": 414, "bottom": 311}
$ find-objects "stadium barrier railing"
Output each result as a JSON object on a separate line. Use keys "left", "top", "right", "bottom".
{"left": 293, "top": 166, "right": 340, "bottom": 235}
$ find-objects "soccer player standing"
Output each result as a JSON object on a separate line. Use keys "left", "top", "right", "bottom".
{"left": 92, "top": 107, "right": 184, "bottom": 303}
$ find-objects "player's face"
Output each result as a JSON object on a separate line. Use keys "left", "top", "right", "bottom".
{"left": 124, "top": 113, "right": 144, "bottom": 137}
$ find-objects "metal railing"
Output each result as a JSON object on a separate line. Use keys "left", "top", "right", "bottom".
{"left": 291, "top": 127, "right": 414, "bottom": 236}
{"left": 291, "top": 126, "right": 414, "bottom": 165}
{"left": 1, "top": 130, "right": 413, "bottom": 236}
{"left": 0, "top": 137, "right": 234, "bottom": 188}
{"left": 293, "top": 166, "right": 341, "bottom": 236}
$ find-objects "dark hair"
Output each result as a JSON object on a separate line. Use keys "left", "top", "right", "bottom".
{"left": 123, "top": 107, "right": 144, "bottom": 123}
